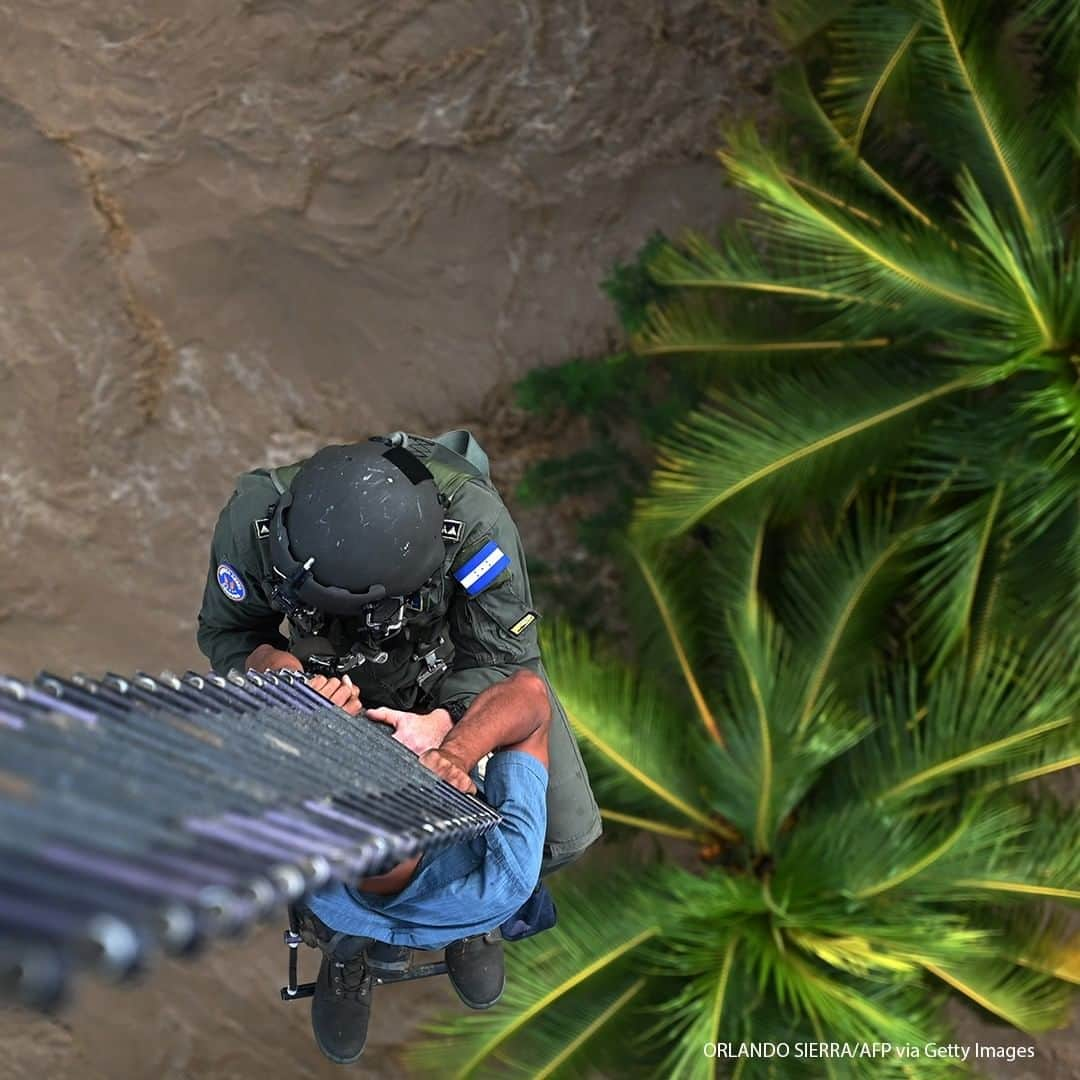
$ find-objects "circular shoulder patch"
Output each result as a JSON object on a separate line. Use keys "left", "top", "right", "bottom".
{"left": 216, "top": 563, "right": 247, "bottom": 602}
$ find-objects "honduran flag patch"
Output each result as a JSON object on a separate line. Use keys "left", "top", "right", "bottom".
{"left": 454, "top": 540, "right": 511, "bottom": 596}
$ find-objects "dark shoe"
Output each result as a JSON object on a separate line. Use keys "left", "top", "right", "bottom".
{"left": 445, "top": 931, "right": 505, "bottom": 1009}
{"left": 365, "top": 941, "right": 410, "bottom": 977}
{"left": 309, "top": 931, "right": 373, "bottom": 1065}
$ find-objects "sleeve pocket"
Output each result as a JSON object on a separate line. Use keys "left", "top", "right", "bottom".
{"left": 471, "top": 583, "right": 540, "bottom": 656}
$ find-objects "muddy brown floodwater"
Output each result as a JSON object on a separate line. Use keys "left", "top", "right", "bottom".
{"left": 0, "top": 0, "right": 777, "bottom": 679}
{"left": 0, "top": 1, "right": 1075, "bottom": 1077}
{"left": 0, "top": 0, "right": 775, "bottom": 1075}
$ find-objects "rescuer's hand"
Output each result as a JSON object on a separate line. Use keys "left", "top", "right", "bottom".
{"left": 418, "top": 747, "right": 476, "bottom": 794}
{"left": 245, "top": 645, "right": 304, "bottom": 674}
{"left": 366, "top": 706, "right": 453, "bottom": 756}
{"left": 307, "top": 674, "right": 363, "bottom": 716}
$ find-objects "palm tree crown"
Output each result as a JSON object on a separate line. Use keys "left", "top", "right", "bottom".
{"left": 634, "top": 0, "right": 1078, "bottom": 664}
{"left": 412, "top": 511, "right": 1078, "bottom": 1077}
{"left": 412, "top": 2, "right": 1079, "bottom": 1075}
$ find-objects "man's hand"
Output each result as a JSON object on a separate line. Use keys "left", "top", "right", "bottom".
{"left": 366, "top": 706, "right": 453, "bottom": 756}
{"left": 245, "top": 644, "right": 304, "bottom": 674}
{"left": 307, "top": 674, "right": 363, "bottom": 716}
{"left": 418, "top": 747, "right": 476, "bottom": 794}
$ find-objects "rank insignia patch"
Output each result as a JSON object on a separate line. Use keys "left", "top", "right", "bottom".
{"left": 216, "top": 563, "right": 247, "bottom": 602}
{"left": 454, "top": 540, "right": 510, "bottom": 596}
{"left": 442, "top": 518, "right": 464, "bottom": 544}
{"left": 508, "top": 611, "right": 538, "bottom": 636}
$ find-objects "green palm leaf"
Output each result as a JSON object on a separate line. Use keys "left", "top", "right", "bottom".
{"left": 635, "top": 361, "right": 971, "bottom": 539}
{"left": 623, "top": 537, "right": 724, "bottom": 745}
{"left": 954, "top": 170, "right": 1059, "bottom": 351}
{"left": 633, "top": 293, "right": 892, "bottom": 358}
{"left": 862, "top": 643, "right": 1078, "bottom": 804}
{"left": 1021, "top": 0, "right": 1080, "bottom": 102}
{"left": 719, "top": 125, "right": 1000, "bottom": 316}
{"left": 910, "top": 0, "right": 1056, "bottom": 232}
{"left": 817, "top": 795, "right": 1076, "bottom": 909}
{"left": 701, "top": 510, "right": 770, "bottom": 639}
{"left": 541, "top": 623, "right": 722, "bottom": 836}
{"left": 651, "top": 949, "right": 740, "bottom": 1080}
{"left": 778, "top": 496, "right": 913, "bottom": 717}
{"left": 823, "top": 2, "right": 923, "bottom": 151}
{"left": 904, "top": 401, "right": 1080, "bottom": 651}
{"left": 646, "top": 228, "right": 890, "bottom": 306}
{"left": 953, "top": 798, "right": 1080, "bottom": 905}
{"left": 409, "top": 871, "right": 663, "bottom": 1078}
{"left": 909, "top": 483, "right": 1007, "bottom": 668}
{"left": 707, "top": 611, "right": 869, "bottom": 852}
{"left": 775, "top": 0, "right": 857, "bottom": 45}
{"left": 780, "top": 64, "right": 936, "bottom": 228}
{"left": 923, "top": 958, "right": 1073, "bottom": 1032}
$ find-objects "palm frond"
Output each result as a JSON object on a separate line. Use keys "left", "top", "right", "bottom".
{"left": 598, "top": 809, "right": 698, "bottom": 841}
{"left": 635, "top": 360, "right": 970, "bottom": 539}
{"left": 823, "top": 3, "right": 924, "bottom": 152}
{"left": 911, "top": 0, "right": 1059, "bottom": 232}
{"left": 719, "top": 125, "right": 1001, "bottom": 316}
{"left": 902, "top": 400, "right": 1080, "bottom": 649}
{"left": 1006, "top": 912, "right": 1080, "bottom": 986}
{"left": 646, "top": 228, "right": 895, "bottom": 306}
{"left": 1019, "top": 370, "right": 1080, "bottom": 457}
{"left": 860, "top": 642, "right": 1078, "bottom": 804}
{"left": 780, "top": 63, "right": 936, "bottom": 228}
{"left": 773, "top": 793, "right": 1030, "bottom": 917}
{"left": 624, "top": 537, "right": 724, "bottom": 745}
{"left": 760, "top": 948, "right": 938, "bottom": 1048}
{"left": 849, "top": 799, "right": 1001, "bottom": 902}
{"left": 541, "top": 624, "right": 722, "bottom": 835}
{"left": 707, "top": 611, "right": 869, "bottom": 852}
{"left": 510, "top": 979, "right": 652, "bottom": 1080}
{"left": 924, "top": 958, "right": 1073, "bottom": 1032}
{"left": 954, "top": 170, "right": 1059, "bottom": 351}
{"left": 651, "top": 951, "right": 740, "bottom": 1080}
{"left": 643, "top": 223, "right": 915, "bottom": 319}
{"left": 633, "top": 294, "right": 891, "bottom": 358}
{"left": 659, "top": 869, "right": 951, "bottom": 1055}
{"left": 774, "top": 0, "right": 856, "bottom": 45}
{"left": 704, "top": 508, "right": 770, "bottom": 639}
{"left": 409, "top": 870, "right": 663, "bottom": 1079}
{"left": 1020, "top": 0, "right": 1080, "bottom": 105}
{"left": 956, "top": 723, "right": 1080, "bottom": 798}
{"left": 778, "top": 495, "right": 913, "bottom": 717}
{"left": 953, "top": 797, "right": 1080, "bottom": 905}
{"left": 641, "top": 874, "right": 767, "bottom": 1078}
{"left": 909, "top": 482, "right": 1007, "bottom": 668}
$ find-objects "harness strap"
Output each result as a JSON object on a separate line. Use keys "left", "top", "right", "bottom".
{"left": 269, "top": 463, "right": 303, "bottom": 495}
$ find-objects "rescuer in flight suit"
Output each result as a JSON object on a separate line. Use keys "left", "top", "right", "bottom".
{"left": 196, "top": 430, "right": 601, "bottom": 1044}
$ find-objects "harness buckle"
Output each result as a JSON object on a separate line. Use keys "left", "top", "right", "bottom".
{"left": 415, "top": 638, "right": 450, "bottom": 693}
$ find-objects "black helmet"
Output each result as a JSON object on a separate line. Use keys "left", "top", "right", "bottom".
{"left": 268, "top": 440, "right": 445, "bottom": 617}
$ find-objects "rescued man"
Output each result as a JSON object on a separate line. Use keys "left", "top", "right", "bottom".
{"left": 195, "top": 431, "right": 601, "bottom": 1052}
{"left": 294, "top": 666, "right": 551, "bottom": 1062}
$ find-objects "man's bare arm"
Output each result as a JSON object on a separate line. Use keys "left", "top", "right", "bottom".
{"left": 418, "top": 670, "right": 550, "bottom": 792}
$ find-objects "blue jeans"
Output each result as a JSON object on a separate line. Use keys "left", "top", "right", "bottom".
{"left": 304, "top": 751, "right": 548, "bottom": 950}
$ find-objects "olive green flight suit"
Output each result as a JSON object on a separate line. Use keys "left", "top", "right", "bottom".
{"left": 196, "top": 430, "right": 601, "bottom": 872}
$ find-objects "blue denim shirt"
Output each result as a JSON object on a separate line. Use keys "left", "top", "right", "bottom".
{"left": 304, "top": 750, "right": 548, "bottom": 949}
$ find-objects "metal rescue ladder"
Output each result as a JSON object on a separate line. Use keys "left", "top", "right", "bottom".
{"left": 0, "top": 668, "right": 500, "bottom": 1008}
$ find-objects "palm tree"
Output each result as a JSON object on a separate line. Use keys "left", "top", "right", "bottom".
{"left": 407, "top": 1, "right": 1080, "bottom": 1074}
{"left": 410, "top": 511, "right": 1078, "bottom": 1077}
{"left": 631, "top": 0, "right": 1079, "bottom": 665}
